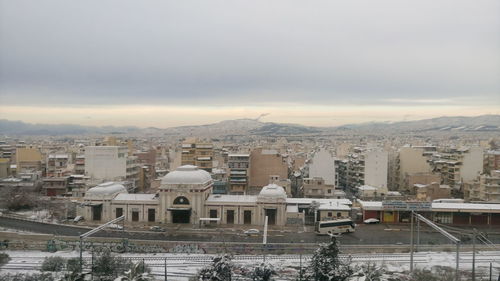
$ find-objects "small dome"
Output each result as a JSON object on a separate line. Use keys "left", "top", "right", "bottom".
{"left": 85, "top": 182, "right": 127, "bottom": 199}
{"left": 258, "top": 183, "right": 287, "bottom": 199}
{"left": 161, "top": 165, "right": 212, "bottom": 185}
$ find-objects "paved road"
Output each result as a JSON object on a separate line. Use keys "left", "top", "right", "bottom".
{"left": 1, "top": 216, "right": 500, "bottom": 245}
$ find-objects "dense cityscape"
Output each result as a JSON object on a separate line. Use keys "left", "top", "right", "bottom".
{"left": 1, "top": 0, "right": 499, "bottom": 280}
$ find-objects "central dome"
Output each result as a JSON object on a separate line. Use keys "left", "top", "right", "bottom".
{"left": 161, "top": 165, "right": 212, "bottom": 185}
{"left": 258, "top": 183, "right": 287, "bottom": 199}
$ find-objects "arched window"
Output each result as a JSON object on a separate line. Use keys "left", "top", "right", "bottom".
{"left": 173, "top": 196, "right": 190, "bottom": 205}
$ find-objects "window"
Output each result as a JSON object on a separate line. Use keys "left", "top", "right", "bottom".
{"left": 327, "top": 189, "right": 332, "bottom": 193}
{"left": 210, "top": 209, "right": 218, "bottom": 218}
{"left": 132, "top": 211, "right": 139, "bottom": 222}
{"left": 328, "top": 212, "right": 333, "bottom": 217}
{"left": 244, "top": 210, "right": 252, "bottom": 224}
{"left": 116, "top": 208, "right": 123, "bottom": 218}
{"left": 337, "top": 212, "right": 342, "bottom": 218}
{"left": 148, "top": 209, "right": 155, "bottom": 222}
{"left": 173, "top": 196, "right": 190, "bottom": 205}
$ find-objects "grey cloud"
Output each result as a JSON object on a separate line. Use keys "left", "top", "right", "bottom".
{"left": 1, "top": 0, "right": 499, "bottom": 106}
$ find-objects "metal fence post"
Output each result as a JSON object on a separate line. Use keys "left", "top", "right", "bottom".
{"left": 164, "top": 257, "right": 168, "bottom": 281}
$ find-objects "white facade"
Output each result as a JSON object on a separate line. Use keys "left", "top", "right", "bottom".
{"left": 85, "top": 146, "right": 128, "bottom": 181}
{"left": 308, "top": 148, "right": 335, "bottom": 186}
{"left": 364, "top": 150, "right": 388, "bottom": 192}
{"left": 460, "top": 147, "right": 483, "bottom": 183}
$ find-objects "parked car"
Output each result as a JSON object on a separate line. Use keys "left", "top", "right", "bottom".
{"left": 150, "top": 226, "right": 166, "bottom": 232}
{"left": 73, "top": 216, "right": 84, "bottom": 223}
{"left": 107, "top": 223, "right": 123, "bottom": 230}
{"left": 363, "top": 218, "right": 380, "bottom": 224}
{"left": 244, "top": 229, "right": 260, "bottom": 235}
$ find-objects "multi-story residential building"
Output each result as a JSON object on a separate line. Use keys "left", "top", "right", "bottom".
{"left": 308, "top": 148, "right": 335, "bottom": 186}
{"left": 345, "top": 148, "right": 388, "bottom": 191}
{"left": 397, "top": 146, "right": 434, "bottom": 191}
{"left": 484, "top": 150, "right": 500, "bottom": 174}
{"left": 302, "top": 177, "right": 335, "bottom": 198}
{"left": 429, "top": 147, "right": 483, "bottom": 187}
{"left": 228, "top": 154, "right": 250, "bottom": 195}
{"left": 212, "top": 168, "right": 228, "bottom": 194}
{"left": 334, "top": 159, "right": 348, "bottom": 189}
{"left": 46, "top": 154, "right": 70, "bottom": 177}
{"left": 0, "top": 158, "right": 10, "bottom": 178}
{"left": 465, "top": 170, "right": 500, "bottom": 202}
{"left": 414, "top": 182, "right": 451, "bottom": 201}
{"left": 74, "top": 155, "right": 85, "bottom": 175}
{"left": 15, "top": 147, "right": 43, "bottom": 173}
{"left": 84, "top": 146, "right": 139, "bottom": 187}
{"left": 248, "top": 148, "right": 288, "bottom": 192}
{"left": 181, "top": 139, "right": 213, "bottom": 172}
{"left": 42, "top": 176, "right": 69, "bottom": 196}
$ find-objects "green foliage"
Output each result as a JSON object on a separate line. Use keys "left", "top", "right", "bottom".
{"left": 41, "top": 256, "right": 65, "bottom": 272}
{"left": 250, "top": 263, "right": 276, "bottom": 281}
{"left": 351, "top": 263, "right": 386, "bottom": 281}
{"left": 196, "top": 255, "right": 233, "bottom": 281}
{"left": 92, "top": 249, "right": 133, "bottom": 280}
{"left": 303, "top": 237, "right": 353, "bottom": 281}
{"left": 0, "top": 253, "right": 10, "bottom": 266}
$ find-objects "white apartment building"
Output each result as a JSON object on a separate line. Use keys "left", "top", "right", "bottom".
{"left": 345, "top": 148, "right": 388, "bottom": 192}
{"left": 84, "top": 146, "right": 139, "bottom": 186}
{"left": 308, "top": 148, "right": 335, "bottom": 186}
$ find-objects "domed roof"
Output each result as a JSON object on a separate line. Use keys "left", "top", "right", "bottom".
{"left": 161, "top": 165, "right": 212, "bottom": 185}
{"left": 258, "top": 183, "right": 287, "bottom": 199}
{"left": 85, "top": 182, "right": 127, "bottom": 199}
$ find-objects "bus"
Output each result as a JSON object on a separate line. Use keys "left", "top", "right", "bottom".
{"left": 315, "top": 219, "right": 355, "bottom": 235}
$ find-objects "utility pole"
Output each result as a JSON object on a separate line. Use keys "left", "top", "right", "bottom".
{"left": 416, "top": 216, "right": 420, "bottom": 252}
{"left": 263, "top": 216, "right": 268, "bottom": 262}
{"left": 472, "top": 228, "right": 477, "bottom": 281}
{"left": 410, "top": 211, "right": 414, "bottom": 272}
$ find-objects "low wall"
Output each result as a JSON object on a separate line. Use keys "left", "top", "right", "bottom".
{"left": 0, "top": 231, "right": 498, "bottom": 255}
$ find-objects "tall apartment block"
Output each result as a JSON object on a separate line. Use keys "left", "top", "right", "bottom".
{"left": 228, "top": 154, "right": 250, "bottom": 195}
{"left": 345, "top": 148, "right": 388, "bottom": 191}
{"left": 181, "top": 139, "right": 213, "bottom": 172}
{"left": 84, "top": 146, "right": 139, "bottom": 188}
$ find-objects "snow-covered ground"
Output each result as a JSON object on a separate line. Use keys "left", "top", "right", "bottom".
{"left": 0, "top": 250, "right": 499, "bottom": 280}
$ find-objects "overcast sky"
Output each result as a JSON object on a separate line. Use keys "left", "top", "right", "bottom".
{"left": 1, "top": 0, "right": 499, "bottom": 127}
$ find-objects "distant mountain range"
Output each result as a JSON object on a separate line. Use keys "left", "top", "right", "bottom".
{"left": 0, "top": 115, "right": 499, "bottom": 137}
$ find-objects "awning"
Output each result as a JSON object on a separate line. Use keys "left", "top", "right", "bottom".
{"left": 167, "top": 207, "right": 191, "bottom": 211}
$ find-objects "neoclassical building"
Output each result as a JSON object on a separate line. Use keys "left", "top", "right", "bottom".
{"left": 79, "top": 165, "right": 351, "bottom": 226}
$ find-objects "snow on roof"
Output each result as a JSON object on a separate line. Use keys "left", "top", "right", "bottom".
{"left": 258, "top": 184, "right": 287, "bottom": 199}
{"left": 228, "top": 154, "right": 250, "bottom": 157}
{"left": 358, "top": 200, "right": 500, "bottom": 212}
{"left": 432, "top": 202, "right": 500, "bottom": 212}
{"left": 318, "top": 203, "right": 351, "bottom": 211}
{"left": 261, "top": 149, "right": 278, "bottom": 155}
{"left": 85, "top": 182, "right": 127, "bottom": 198}
{"left": 357, "top": 200, "right": 383, "bottom": 210}
{"left": 161, "top": 165, "right": 212, "bottom": 185}
{"left": 114, "top": 193, "right": 157, "bottom": 202}
{"left": 414, "top": 184, "right": 427, "bottom": 188}
{"left": 357, "top": 185, "right": 378, "bottom": 191}
{"left": 387, "top": 191, "right": 402, "bottom": 196}
{"left": 286, "top": 198, "right": 352, "bottom": 206}
{"left": 206, "top": 194, "right": 257, "bottom": 204}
